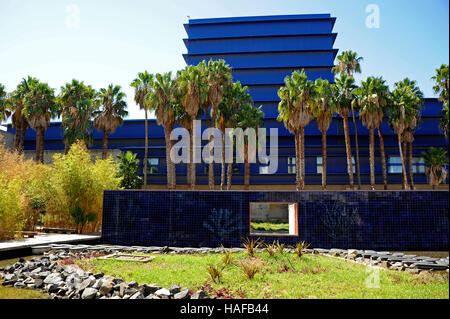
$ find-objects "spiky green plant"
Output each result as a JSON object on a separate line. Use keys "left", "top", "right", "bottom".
{"left": 242, "top": 237, "right": 261, "bottom": 257}
{"left": 294, "top": 241, "right": 311, "bottom": 258}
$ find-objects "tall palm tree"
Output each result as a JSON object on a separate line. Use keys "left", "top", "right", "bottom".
{"left": 311, "top": 78, "right": 334, "bottom": 190}
{"left": 332, "top": 74, "right": 357, "bottom": 189}
{"left": 204, "top": 59, "right": 232, "bottom": 190}
{"left": 422, "top": 147, "right": 448, "bottom": 190}
{"left": 94, "top": 84, "right": 128, "bottom": 159}
{"left": 58, "top": 79, "right": 97, "bottom": 153}
{"left": 22, "top": 80, "right": 59, "bottom": 163}
{"left": 131, "top": 71, "right": 154, "bottom": 186}
{"left": 431, "top": 64, "right": 449, "bottom": 139}
{"left": 218, "top": 81, "right": 251, "bottom": 190}
{"left": 0, "top": 84, "right": 10, "bottom": 123}
{"left": 176, "top": 65, "right": 203, "bottom": 189}
{"left": 9, "top": 77, "right": 38, "bottom": 153}
{"left": 278, "top": 70, "right": 314, "bottom": 190}
{"left": 388, "top": 84, "right": 419, "bottom": 190}
{"left": 145, "top": 72, "right": 177, "bottom": 189}
{"left": 236, "top": 103, "right": 264, "bottom": 190}
{"left": 395, "top": 78, "right": 424, "bottom": 189}
{"left": 355, "top": 76, "right": 390, "bottom": 190}
{"left": 333, "top": 50, "right": 364, "bottom": 188}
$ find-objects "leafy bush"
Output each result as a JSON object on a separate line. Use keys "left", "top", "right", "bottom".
{"left": 44, "top": 141, "right": 122, "bottom": 232}
{"left": 294, "top": 241, "right": 311, "bottom": 258}
{"left": 221, "top": 246, "right": 233, "bottom": 267}
{"left": 117, "top": 151, "right": 142, "bottom": 189}
{"left": 263, "top": 241, "right": 277, "bottom": 257}
{"left": 206, "top": 264, "right": 223, "bottom": 283}
{"left": 242, "top": 237, "right": 261, "bottom": 257}
{"left": 240, "top": 261, "right": 260, "bottom": 279}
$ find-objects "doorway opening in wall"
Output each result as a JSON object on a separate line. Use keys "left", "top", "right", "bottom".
{"left": 250, "top": 203, "right": 298, "bottom": 236}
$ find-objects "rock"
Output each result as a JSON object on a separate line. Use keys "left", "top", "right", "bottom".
{"left": 81, "top": 288, "right": 98, "bottom": 299}
{"left": 14, "top": 281, "right": 26, "bottom": 288}
{"left": 174, "top": 288, "right": 190, "bottom": 299}
{"left": 191, "top": 290, "right": 208, "bottom": 299}
{"left": 99, "top": 280, "right": 114, "bottom": 295}
{"left": 34, "top": 279, "right": 44, "bottom": 289}
{"left": 143, "top": 284, "right": 161, "bottom": 295}
{"left": 155, "top": 288, "right": 171, "bottom": 298}
{"left": 169, "top": 284, "right": 181, "bottom": 295}
{"left": 130, "top": 292, "right": 144, "bottom": 299}
{"left": 92, "top": 279, "right": 103, "bottom": 289}
{"left": 405, "top": 268, "right": 420, "bottom": 274}
{"left": 44, "top": 273, "right": 63, "bottom": 285}
{"left": 79, "top": 278, "right": 94, "bottom": 291}
{"left": 145, "top": 294, "right": 160, "bottom": 299}
{"left": 3, "top": 274, "right": 17, "bottom": 282}
{"left": 414, "top": 262, "right": 448, "bottom": 271}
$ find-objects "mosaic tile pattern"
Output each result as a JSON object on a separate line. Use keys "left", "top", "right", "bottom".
{"left": 101, "top": 190, "right": 449, "bottom": 251}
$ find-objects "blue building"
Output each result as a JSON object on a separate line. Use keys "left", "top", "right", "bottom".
{"left": 6, "top": 14, "right": 448, "bottom": 189}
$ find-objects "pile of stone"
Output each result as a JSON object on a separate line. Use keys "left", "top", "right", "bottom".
{"left": 0, "top": 250, "right": 208, "bottom": 300}
{"left": 312, "top": 248, "right": 449, "bottom": 273}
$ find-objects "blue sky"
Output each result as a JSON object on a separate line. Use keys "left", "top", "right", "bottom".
{"left": 0, "top": 0, "right": 448, "bottom": 121}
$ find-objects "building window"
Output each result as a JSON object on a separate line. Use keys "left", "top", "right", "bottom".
{"left": 147, "top": 158, "right": 159, "bottom": 174}
{"left": 287, "top": 157, "right": 296, "bottom": 174}
{"left": 259, "top": 156, "right": 270, "bottom": 174}
{"left": 412, "top": 157, "right": 425, "bottom": 174}
{"left": 316, "top": 157, "right": 323, "bottom": 174}
{"left": 388, "top": 156, "right": 402, "bottom": 173}
{"left": 250, "top": 202, "right": 298, "bottom": 236}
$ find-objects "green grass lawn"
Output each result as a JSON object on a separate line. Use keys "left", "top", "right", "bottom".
{"left": 250, "top": 222, "right": 289, "bottom": 233}
{"left": 76, "top": 252, "right": 449, "bottom": 299}
{"left": 0, "top": 257, "right": 49, "bottom": 299}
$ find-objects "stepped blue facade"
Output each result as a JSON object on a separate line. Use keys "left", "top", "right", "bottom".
{"left": 5, "top": 14, "right": 448, "bottom": 187}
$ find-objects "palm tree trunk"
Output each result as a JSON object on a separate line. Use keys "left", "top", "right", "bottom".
{"left": 164, "top": 127, "right": 174, "bottom": 190}
{"left": 403, "top": 139, "right": 408, "bottom": 188}
{"left": 208, "top": 114, "right": 215, "bottom": 190}
{"left": 351, "top": 108, "right": 362, "bottom": 189}
{"left": 342, "top": 116, "right": 354, "bottom": 189}
{"left": 35, "top": 127, "right": 43, "bottom": 163}
{"left": 408, "top": 141, "right": 415, "bottom": 190}
{"left": 300, "top": 126, "right": 305, "bottom": 190}
{"left": 143, "top": 109, "right": 148, "bottom": 187}
{"left": 19, "top": 123, "right": 28, "bottom": 154}
{"left": 186, "top": 128, "right": 192, "bottom": 186}
{"left": 369, "top": 128, "right": 375, "bottom": 190}
{"left": 189, "top": 121, "right": 196, "bottom": 190}
{"left": 227, "top": 162, "right": 232, "bottom": 190}
{"left": 14, "top": 128, "right": 20, "bottom": 151}
{"left": 321, "top": 130, "right": 327, "bottom": 190}
{"left": 397, "top": 133, "right": 408, "bottom": 190}
{"left": 377, "top": 125, "right": 387, "bottom": 190}
{"left": 294, "top": 131, "right": 300, "bottom": 191}
{"left": 102, "top": 130, "right": 108, "bottom": 160}
{"left": 220, "top": 130, "right": 226, "bottom": 190}
{"left": 244, "top": 139, "right": 249, "bottom": 190}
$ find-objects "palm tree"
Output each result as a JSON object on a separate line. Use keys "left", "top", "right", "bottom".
{"left": 9, "top": 77, "right": 38, "bottom": 153}
{"left": 236, "top": 103, "right": 264, "bottom": 190}
{"left": 355, "top": 76, "right": 390, "bottom": 190}
{"left": 431, "top": 64, "right": 449, "bottom": 139}
{"left": 332, "top": 74, "right": 357, "bottom": 189}
{"left": 422, "top": 147, "right": 448, "bottom": 190}
{"left": 278, "top": 70, "right": 314, "bottom": 190}
{"left": 388, "top": 84, "right": 419, "bottom": 189}
{"left": 94, "top": 84, "right": 128, "bottom": 160}
{"left": 0, "top": 84, "right": 10, "bottom": 123}
{"left": 176, "top": 65, "right": 203, "bottom": 189}
{"left": 131, "top": 71, "right": 154, "bottom": 186}
{"left": 58, "top": 79, "right": 97, "bottom": 153}
{"left": 218, "top": 81, "right": 251, "bottom": 190}
{"left": 310, "top": 78, "right": 334, "bottom": 190}
{"left": 22, "top": 80, "right": 59, "bottom": 163}
{"left": 145, "top": 72, "right": 177, "bottom": 189}
{"left": 333, "top": 50, "right": 364, "bottom": 188}
{"left": 395, "top": 78, "right": 424, "bottom": 190}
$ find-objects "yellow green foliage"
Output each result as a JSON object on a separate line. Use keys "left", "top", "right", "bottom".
{"left": 44, "top": 141, "right": 122, "bottom": 232}
{"left": 0, "top": 138, "right": 121, "bottom": 239}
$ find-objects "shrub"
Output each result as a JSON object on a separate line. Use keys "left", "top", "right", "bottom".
{"left": 263, "top": 241, "right": 277, "bottom": 257}
{"left": 221, "top": 246, "right": 233, "bottom": 267}
{"left": 294, "top": 241, "right": 311, "bottom": 258}
{"left": 275, "top": 240, "right": 286, "bottom": 254}
{"left": 117, "top": 151, "right": 142, "bottom": 189}
{"left": 242, "top": 237, "right": 261, "bottom": 257}
{"left": 206, "top": 264, "right": 223, "bottom": 283}
{"left": 240, "top": 261, "right": 260, "bottom": 279}
{"left": 44, "top": 141, "right": 122, "bottom": 233}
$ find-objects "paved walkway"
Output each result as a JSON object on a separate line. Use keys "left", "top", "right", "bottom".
{"left": 0, "top": 233, "right": 101, "bottom": 252}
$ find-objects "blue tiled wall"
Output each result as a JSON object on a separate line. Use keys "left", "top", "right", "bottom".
{"left": 101, "top": 190, "right": 449, "bottom": 251}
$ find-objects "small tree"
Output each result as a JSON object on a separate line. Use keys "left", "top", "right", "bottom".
{"left": 422, "top": 147, "right": 448, "bottom": 190}
{"left": 118, "top": 151, "right": 142, "bottom": 189}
